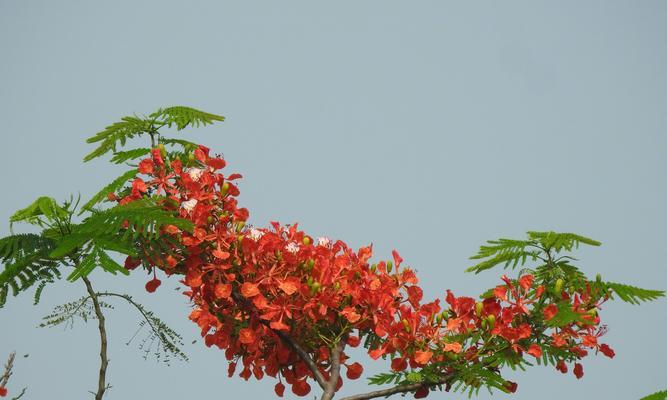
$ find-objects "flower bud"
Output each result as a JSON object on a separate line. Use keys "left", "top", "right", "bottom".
{"left": 596, "top": 273, "right": 602, "bottom": 283}
{"left": 302, "top": 236, "right": 312, "bottom": 246}
{"left": 221, "top": 182, "right": 230, "bottom": 196}
{"left": 387, "top": 261, "right": 393, "bottom": 273}
{"left": 188, "top": 153, "right": 195, "bottom": 162}
{"left": 370, "top": 264, "right": 377, "bottom": 273}
{"left": 310, "top": 282, "right": 321, "bottom": 294}
{"left": 236, "top": 221, "right": 245, "bottom": 232}
{"left": 307, "top": 259, "right": 315, "bottom": 270}
{"left": 401, "top": 319, "right": 411, "bottom": 332}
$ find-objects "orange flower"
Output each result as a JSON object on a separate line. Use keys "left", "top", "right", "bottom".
{"left": 241, "top": 282, "right": 259, "bottom": 297}
{"left": 414, "top": 350, "right": 433, "bottom": 365}
{"left": 238, "top": 328, "right": 256, "bottom": 344}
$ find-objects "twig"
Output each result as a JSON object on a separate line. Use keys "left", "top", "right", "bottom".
{"left": 320, "top": 338, "right": 346, "bottom": 400}
{"left": 338, "top": 375, "right": 452, "bottom": 400}
{"left": 230, "top": 289, "right": 328, "bottom": 390}
{"left": 0, "top": 352, "right": 15, "bottom": 387}
{"left": 82, "top": 277, "right": 108, "bottom": 400}
{"left": 1, "top": 352, "right": 28, "bottom": 400}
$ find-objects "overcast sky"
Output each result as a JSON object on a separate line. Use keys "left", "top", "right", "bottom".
{"left": 0, "top": 1, "right": 665, "bottom": 399}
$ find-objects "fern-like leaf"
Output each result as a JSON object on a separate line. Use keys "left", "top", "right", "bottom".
{"left": 80, "top": 169, "right": 138, "bottom": 212}
{"left": 151, "top": 106, "right": 224, "bottom": 130}
{"left": 110, "top": 148, "right": 151, "bottom": 164}
{"left": 527, "top": 231, "right": 600, "bottom": 252}
{"left": 641, "top": 390, "right": 667, "bottom": 400}
{"left": 84, "top": 116, "right": 150, "bottom": 162}
{"left": 10, "top": 196, "right": 68, "bottom": 228}
{"left": 605, "top": 282, "right": 665, "bottom": 305}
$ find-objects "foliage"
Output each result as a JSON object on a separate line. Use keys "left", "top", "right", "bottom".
{"left": 84, "top": 106, "right": 224, "bottom": 162}
{"left": 1, "top": 106, "right": 663, "bottom": 400}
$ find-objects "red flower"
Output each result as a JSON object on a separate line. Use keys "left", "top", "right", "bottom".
{"left": 241, "top": 282, "right": 260, "bottom": 297}
{"left": 527, "top": 344, "right": 542, "bottom": 358}
{"left": 414, "top": 350, "right": 433, "bottom": 365}
{"left": 274, "top": 382, "right": 285, "bottom": 397}
{"left": 504, "top": 381, "right": 518, "bottom": 393}
{"left": 599, "top": 343, "right": 615, "bottom": 359}
{"left": 0, "top": 387, "right": 7, "bottom": 397}
{"left": 346, "top": 362, "right": 363, "bottom": 380}
{"left": 543, "top": 304, "right": 558, "bottom": 321}
{"left": 238, "top": 328, "right": 256, "bottom": 344}
{"left": 414, "top": 386, "right": 429, "bottom": 398}
{"left": 145, "top": 278, "right": 161, "bottom": 293}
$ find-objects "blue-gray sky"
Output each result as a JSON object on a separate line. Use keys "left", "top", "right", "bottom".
{"left": 0, "top": 1, "right": 665, "bottom": 399}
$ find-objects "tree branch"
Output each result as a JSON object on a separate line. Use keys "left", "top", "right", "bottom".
{"left": 1, "top": 352, "right": 28, "bottom": 400}
{"left": 0, "top": 352, "right": 15, "bottom": 388}
{"left": 230, "top": 289, "right": 328, "bottom": 390}
{"left": 338, "top": 376, "right": 451, "bottom": 400}
{"left": 320, "top": 338, "right": 346, "bottom": 400}
{"left": 82, "top": 277, "right": 108, "bottom": 400}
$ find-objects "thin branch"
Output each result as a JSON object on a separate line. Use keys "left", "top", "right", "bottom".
{"left": 0, "top": 352, "right": 15, "bottom": 387}
{"left": 10, "top": 387, "right": 26, "bottom": 400}
{"left": 321, "top": 338, "right": 346, "bottom": 400}
{"left": 338, "top": 375, "right": 451, "bottom": 400}
{"left": 1, "top": 352, "right": 27, "bottom": 400}
{"left": 230, "top": 289, "right": 328, "bottom": 390}
{"left": 82, "top": 277, "right": 108, "bottom": 400}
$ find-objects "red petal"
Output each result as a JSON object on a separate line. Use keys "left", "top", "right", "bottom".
{"left": 274, "top": 382, "right": 285, "bottom": 397}
{"left": 207, "top": 157, "right": 226, "bottom": 170}
{"left": 391, "top": 249, "right": 403, "bottom": 268}
{"left": 346, "top": 362, "right": 363, "bottom": 380}
{"left": 145, "top": 278, "right": 161, "bottom": 293}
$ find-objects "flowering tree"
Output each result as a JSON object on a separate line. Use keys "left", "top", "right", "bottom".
{"left": 0, "top": 107, "right": 664, "bottom": 399}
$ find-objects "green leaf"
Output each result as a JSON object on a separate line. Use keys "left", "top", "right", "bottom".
{"left": 545, "top": 301, "right": 588, "bottom": 327}
{"left": 641, "top": 390, "right": 667, "bottom": 400}
{"left": 84, "top": 116, "right": 149, "bottom": 162}
{"left": 606, "top": 282, "right": 665, "bottom": 305}
{"left": 527, "top": 231, "right": 601, "bottom": 252}
{"left": 10, "top": 196, "right": 68, "bottom": 227}
{"left": 80, "top": 169, "right": 138, "bottom": 212}
{"left": 49, "top": 234, "right": 90, "bottom": 258}
{"left": 66, "top": 250, "right": 98, "bottom": 281}
{"left": 110, "top": 148, "right": 151, "bottom": 164}
{"left": 96, "top": 250, "right": 129, "bottom": 276}
{"left": 151, "top": 106, "right": 224, "bottom": 131}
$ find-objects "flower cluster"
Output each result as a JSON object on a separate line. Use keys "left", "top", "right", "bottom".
{"left": 112, "top": 145, "right": 615, "bottom": 397}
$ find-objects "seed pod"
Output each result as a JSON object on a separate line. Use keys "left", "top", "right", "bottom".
{"left": 475, "top": 301, "right": 483, "bottom": 317}
{"left": 486, "top": 315, "right": 496, "bottom": 329}
{"left": 554, "top": 278, "right": 564, "bottom": 294}
{"left": 221, "top": 182, "right": 230, "bottom": 196}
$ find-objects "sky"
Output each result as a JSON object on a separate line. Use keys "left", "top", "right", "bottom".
{"left": 0, "top": 1, "right": 665, "bottom": 399}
